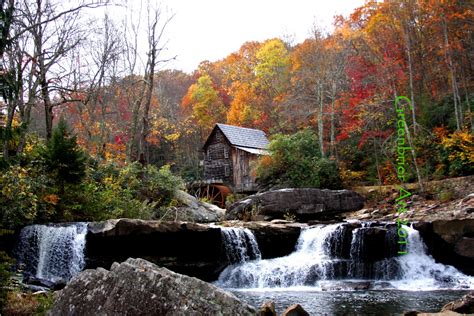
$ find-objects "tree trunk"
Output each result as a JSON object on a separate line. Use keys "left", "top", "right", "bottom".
{"left": 138, "top": 23, "right": 157, "bottom": 165}
{"left": 330, "top": 82, "right": 336, "bottom": 158}
{"left": 318, "top": 82, "right": 324, "bottom": 157}
{"left": 405, "top": 30, "right": 417, "bottom": 134}
{"left": 443, "top": 19, "right": 462, "bottom": 131}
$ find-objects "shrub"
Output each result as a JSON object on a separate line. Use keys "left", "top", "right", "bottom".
{"left": 256, "top": 129, "right": 342, "bottom": 189}
{"left": 0, "top": 165, "right": 56, "bottom": 227}
{"left": 79, "top": 162, "right": 184, "bottom": 221}
{"left": 439, "top": 130, "right": 474, "bottom": 177}
{"left": 0, "top": 124, "right": 185, "bottom": 225}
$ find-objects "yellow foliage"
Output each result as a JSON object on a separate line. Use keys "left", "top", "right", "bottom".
{"left": 441, "top": 130, "right": 474, "bottom": 164}
{"left": 165, "top": 132, "right": 180, "bottom": 142}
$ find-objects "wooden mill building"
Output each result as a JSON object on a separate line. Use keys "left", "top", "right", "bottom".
{"left": 202, "top": 123, "right": 269, "bottom": 193}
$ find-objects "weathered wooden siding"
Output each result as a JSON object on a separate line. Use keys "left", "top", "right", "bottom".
{"left": 203, "top": 129, "right": 233, "bottom": 185}
{"left": 232, "top": 148, "right": 259, "bottom": 192}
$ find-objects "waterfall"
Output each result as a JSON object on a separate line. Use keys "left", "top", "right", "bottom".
{"left": 16, "top": 223, "right": 88, "bottom": 283}
{"left": 391, "top": 225, "right": 474, "bottom": 290}
{"left": 216, "top": 224, "right": 474, "bottom": 290}
{"left": 221, "top": 227, "right": 261, "bottom": 264}
{"left": 216, "top": 224, "right": 344, "bottom": 288}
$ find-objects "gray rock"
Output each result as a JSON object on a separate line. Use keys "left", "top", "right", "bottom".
{"left": 174, "top": 190, "right": 225, "bottom": 223}
{"left": 320, "top": 281, "right": 373, "bottom": 291}
{"left": 442, "top": 291, "right": 474, "bottom": 313}
{"left": 226, "top": 188, "right": 365, "bottom": 221}
{"left": 48, "top": 258, "right": 256, "bottom": 316}
{"left": 259, "top": 301, "right": 276, "bottom": 316}
{"left": 86, "top": 219, "right": 225, "bottom": 282}
{"left": 281, "top": 304, "right": 310, "bottom": 316}
{"left": 454, "top": 237, "right": 474, "bottom": 258}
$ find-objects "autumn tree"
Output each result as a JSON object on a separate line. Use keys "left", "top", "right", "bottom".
{"left": 253, "top": 38, "right": 290, "bottom": 131}
{"left": 182, "top": 74, "right": 226, "bottom": 138}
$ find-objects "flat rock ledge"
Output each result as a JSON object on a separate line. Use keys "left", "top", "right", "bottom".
{"left": 226, "top": 188, "right": 365, "bottom": 222}
{"left": 48, "top": 258, "right": 256, "bottom": 316}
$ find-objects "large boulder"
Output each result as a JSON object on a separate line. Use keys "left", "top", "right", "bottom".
{"left": 173, "top": 190, "right": 225, "bottom": 223}
{"left": 48, "top": 258, "right": 256, "bottom": 316}
{"left": 441, "top": 291, "right": 474, "bottom": 313}
{"left": 226, "top": 188, "right": 365, "bottom": 221}
{"left": 281, "top": 304, "right": 310, "bottom": 316}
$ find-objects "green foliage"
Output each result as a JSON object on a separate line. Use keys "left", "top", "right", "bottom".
{"left": 439, "top": 129, "right": 474, "bottom": 177}
{"left": 40, "top": 118, "right": 86, "bottom": 189}
{"left": 419, "top": 94, "right": 474, "bottom": 132}
{"left": 79, "top": 162, "right": 184, "bottom": 221}
{"left": 0, "top": 124, "right": 25, "bottom": 169}
{"left": 0, "top": 130, "right": 184, "bottom": 226}
{"left": 312, "top": 158, "right": 343, "bottom": 189}
{"left": 256, "top": 129, "right": 342, "bottom": 189}
{"left": 0, "top": 251, "right": 14, "bottom": 313}
{"left": 0, "top": 164, "right": 55, "bottom": 227}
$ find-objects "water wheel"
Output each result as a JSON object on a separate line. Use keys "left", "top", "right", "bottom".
{"left": 193, "top": 184, "right": 231, "bottom": 208}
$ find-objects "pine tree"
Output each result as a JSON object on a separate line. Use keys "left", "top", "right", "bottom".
{"left": 41, "top": 118, "right": 86, "bottom": 192}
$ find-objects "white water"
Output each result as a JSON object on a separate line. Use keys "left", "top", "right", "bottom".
{"left": 217, "top": 225, "right": 343, "bottom": 288}
{"left": 17, "top": 223, "right": 88, "bottom": 282}
{"left": 391, "top": 225, "right": 474, "bottom": 290}
{"left": 216, "top": 224, "right": 474, "bottom": 291}
{"left": 221, "top": 227, "right": 261, "bottom": 264}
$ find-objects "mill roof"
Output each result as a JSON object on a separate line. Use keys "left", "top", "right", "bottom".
{"left": 204, "top": 123, "right": 269, "bottom": 150}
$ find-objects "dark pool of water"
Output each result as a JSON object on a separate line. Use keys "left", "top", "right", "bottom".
{"left": 231, "top": 289, "right": 470, "bottom": 316}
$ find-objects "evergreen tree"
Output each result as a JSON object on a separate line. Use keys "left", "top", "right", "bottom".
{"left": 41, "top": 118, "right": 86, "bottom": 191}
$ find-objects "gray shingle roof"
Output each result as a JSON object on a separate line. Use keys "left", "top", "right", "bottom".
{"left": 216, "top": 123, "right": 269, "bottom": 149}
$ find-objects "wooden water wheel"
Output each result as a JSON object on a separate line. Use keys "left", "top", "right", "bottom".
{"left": 192, "top": 184, "right": 231, "bottom": 208}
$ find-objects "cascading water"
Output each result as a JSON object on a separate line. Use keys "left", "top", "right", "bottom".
{"left": 217, "top": 224, "right": 345, "bottom": 288}
{"left": 216, "top": 223, "right": 474, "bottom": 290}
{"left": 16, "top": 223, "right": 88, "bottom": 283}
{"left": 390, "top": 225, "right": 474, "bottom": 290}
{"left": 220, "top": 227, "right": 261, "bottom": 264}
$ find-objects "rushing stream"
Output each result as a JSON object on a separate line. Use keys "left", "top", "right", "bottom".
{"left": 217, "top": 224, "right": 474, "bottom": 314}
{"left": 14, "top": 222, "right": 474, "bottom": 314}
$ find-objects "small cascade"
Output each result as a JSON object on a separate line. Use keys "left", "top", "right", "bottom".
{"left": 348, "top": 226, "right": 366, "bottom": 278}
{"left": 16, "top": 223, "right": 88, "bottom": 283}
{"left": 217, "top": 224, "right": 344, "bottom": 288}
{"left": 216, "top": 223, "right": 474, "bottom": 290}
{"left": 221, "top": 227, "right": 261, "bottom": 264}
{"left": 391, "top": 225, "right": 474, "bottom": 290}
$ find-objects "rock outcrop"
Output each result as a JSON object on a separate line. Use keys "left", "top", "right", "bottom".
{"left": 48, "top": 258, "right": 256, "bottom": 316}
{"left": 173, "top": 190, "right": 225, "bottom": 223}
{"left": 86, "top": 219, "right": 225, "bottom": 281}
{"left": 226, "top": 188, "right": 365, "bottom": 221}
{"left": 86, "top": 219, "right": 304, "bottom": 281}
{"left": 441, "top": 291, "right": 474, "bottom": 314}
{"left": 240, "top": 221, "right": 305, "bottom": 259}
{"left": 414, "top": 219, "right": 474, "bottom": 275}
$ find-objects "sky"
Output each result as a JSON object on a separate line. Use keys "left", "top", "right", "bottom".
{"left": 111, "top": 0, "right": 366, "bottom": 73}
